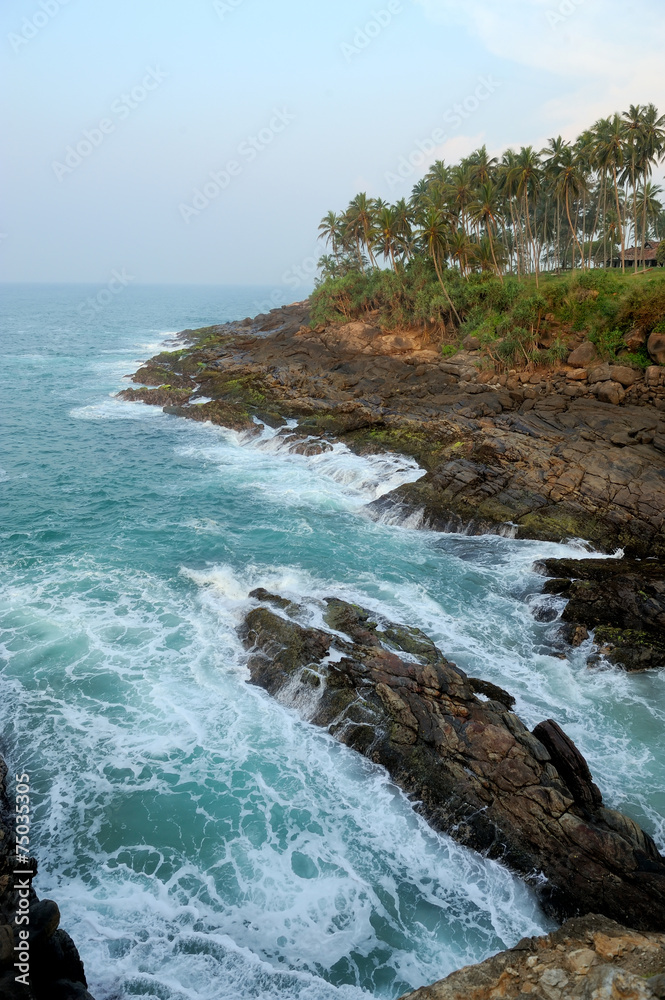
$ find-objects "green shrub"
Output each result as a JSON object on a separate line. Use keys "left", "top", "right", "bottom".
{"left": 546, "top": 339, "right": 569, "bottom": 365}
{"left": 441, "top": 344, "right": 458, "bottom": 358}
{"left": 616, "top": 279, "right": 665, "bottom": 333}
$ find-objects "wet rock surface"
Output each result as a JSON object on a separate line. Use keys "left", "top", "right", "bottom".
{"left": 239, "top": 593, "right": 665, "bottom": 931}
{"left": 539, "top": 557, "right": 665, "bottom": 670}
{"left": 397, "top": 914, "right": 665, "bottom": 1000}
{"left": 120, "top": 302, "right": 665, "bottom": 557}
{"left": 0, "top": 757, "right": 94, "bottom": 998}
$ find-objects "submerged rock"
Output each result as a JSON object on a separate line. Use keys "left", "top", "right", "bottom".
{"left": 239, "top": 596, "right": 665, "bottom": 931}
{"left": 397, "top": 913, "right": 665, "bottom": 1000}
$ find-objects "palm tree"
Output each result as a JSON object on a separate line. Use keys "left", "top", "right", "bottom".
{"left": 637, "top": 104, "right": 665, "bottom": 260}
{"left": 622, "top": 104, "right": 645, "bottom": 271}
{"left": 553, "top": 144, "right": 588, "bottom": 270}
{"left": 595, "top": 114, "right": 627, "bottom": 271}
{"left": 469, "top": 145, "right": 498, "bottom": 187}
{"left": 344, "top": 193, "right": 379, "bottom": 269}
{"left": 542, "top": 136, "right": 566, "bottom": 272}
{"left": 636, "top": 182, "right": 663, "bottom": 244}
{"left": 448, "top": 227, "right": 474, "bottom": 277}
{"left": 393, "top": 198, "right": 415, "bottom": 261}
{"left": 446, "top": 164, "right": 474, "bottom": 240}
{"left": 508, "top": 147, "right": 542, "bottom": 283}
{"left": 375, "top": 205, "right": 401, "bottom": 271}
{"left": 416, "top": 207, "right": 460, "bottom": 323}
{"left": 318, "top": 211, "right": 342, "bottom": 257}
{"left": 469, "top": 181, "right": 504, "bottom": 280}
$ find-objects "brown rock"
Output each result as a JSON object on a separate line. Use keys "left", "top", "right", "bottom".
{"left": 567, "top": 368, "right": 589, "bottom": 381}
{"left": 609, "top": 365, "right": 640, "bottom": 387}
{"left": 595, "top": 380, "right": 625, "bottom": 404}
{"left": 648, "top": 331, "right": 665, "bottom": 364}
{"left": 568, "top": 342, "right": 598, "bottom": 367}
{"left": 588, "top": 364, "right": 613, "bottom": 384}
{"left": 462, "top": 335, "right": 480, "bottom": 351}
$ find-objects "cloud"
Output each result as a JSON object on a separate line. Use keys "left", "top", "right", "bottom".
{"left": 414, "top": 0, "right": 665, "bottom": 133}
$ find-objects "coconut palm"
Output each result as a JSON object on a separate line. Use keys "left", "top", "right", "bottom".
{"left": 344, "top": 193, "right": 379, "bottom": 269}
{"left": 622, "top": 104, "right": 646, "bottom": 270}
{"left": 375, "top": 205, "right": 402, "bottom": 271}
{"left": 507, "top": 147, "right": 542, "bottom": 283}
{"left": 446, "top": 164, "right": 475, "bottom": 239}
{"left": 636, "top": 104, "right": 665, "bottom": 259}
{"left": 595, "top": 114, "right": 627, "bottom": 270}
{"left": 415, "top": 207, "right": 460, "bottom": 322}
{"left": 318, "top": 211, "right": 343, "bottom": 258}
{"left": 636, "top": 182, "right": 663, "bottom": 244}
{"left": 542, "top": 136, "right": 566, "bottom": 272}
{"left": 552, "top": 144, "right": 588, "bottom": 270}
{"left": 469, "top": 181, "right": 504, "bottom": 280}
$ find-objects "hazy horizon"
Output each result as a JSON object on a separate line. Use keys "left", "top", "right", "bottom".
{"left": 3, "top": 0, "right": 664, "bottom": 292}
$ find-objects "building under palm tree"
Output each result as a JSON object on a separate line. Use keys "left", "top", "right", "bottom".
{"left": 611, "top": 239, "right": 663, "bottom": 266}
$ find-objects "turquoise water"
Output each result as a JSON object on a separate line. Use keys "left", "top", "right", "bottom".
{"left": 1, "top": 284, "right": 663, "bottom": 1000}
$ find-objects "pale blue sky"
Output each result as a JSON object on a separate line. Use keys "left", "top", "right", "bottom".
{"left": 2, "top": 0, "right": 664, "bottom": 286}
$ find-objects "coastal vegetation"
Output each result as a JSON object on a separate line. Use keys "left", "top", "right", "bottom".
{"left": 313, "top": 104, "right": 665, "bottom": 367}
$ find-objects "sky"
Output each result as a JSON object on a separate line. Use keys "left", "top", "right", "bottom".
{"left": 2, "top": 0, "right": 664, "bottom": 289}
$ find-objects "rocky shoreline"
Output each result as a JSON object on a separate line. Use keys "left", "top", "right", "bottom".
{"left": 0, "top": 757, "right": 94, "bottom": 999}
{"left": 121, "top": 302, "right": 665, "bottom": 561}
{"left": 117, "top": 300, "right": 665, "bottom": 996}
{"left": 121, "top": 299, "right": 665, "bottom": 670}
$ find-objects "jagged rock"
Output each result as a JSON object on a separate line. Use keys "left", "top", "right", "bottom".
{"left": 539, "top": 557, "right": 665, "bottom": 670}
{"left": 239, "top": 596, "right": 665, "bottom": 929}
{"left": 397, "top": 914, "right": 665, "bottom": 1000}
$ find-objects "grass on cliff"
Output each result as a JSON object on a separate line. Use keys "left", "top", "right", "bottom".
{"left": 310, "top": 260, "right": 665, "bottom": 368}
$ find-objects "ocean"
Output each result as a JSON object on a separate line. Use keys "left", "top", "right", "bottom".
{"left": 1, "top": 284, "right": 663, "bottom": 999}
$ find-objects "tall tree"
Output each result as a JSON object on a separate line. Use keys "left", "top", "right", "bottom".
{"left": 416, "top": 207, "right": 460, "bottom": 323}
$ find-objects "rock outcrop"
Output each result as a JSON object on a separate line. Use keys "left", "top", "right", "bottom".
{"left": 120, "top": 303, "right": 665, "bottom": 556}
{"left": 539, "top": 557, "right": 665, "bottom": 670}
{"left": 239, "top": 591, "right": 665, "bottom": 931}
{"left": 398, "top": 914, "right": 665, "bottom": 1000}
{"left": 0, "top": 757, "right": 94, "bottom": 999}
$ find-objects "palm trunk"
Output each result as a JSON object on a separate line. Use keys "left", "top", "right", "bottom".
{"left": 631, "top": 162, "right": 638, "bottom": 273}
{"left": 566, "top": 188, "right": 584, "bottom": 269}
{"left": 432, "top": 250, "right": 461, "bottom": 325}
{"left": 524, "top": 189, "right": 539, "bottom": 286}
{"left": 613, "top": 164, "right": 625, "bottom": 273}
{"left": 488, "top": 226, "right": 503, "bottom": 282}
